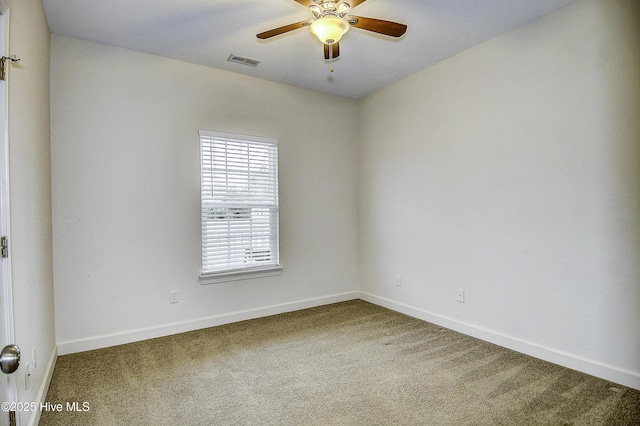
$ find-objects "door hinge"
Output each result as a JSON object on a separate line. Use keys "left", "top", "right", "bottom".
{"left": 0, "top": 55, "right": 20, "bottom": 81}
{"left": 1, "top": 236, "right": 8, "bottom": 258}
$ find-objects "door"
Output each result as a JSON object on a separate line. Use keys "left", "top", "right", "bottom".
{"left": 0, "top": 5, "right": 18, "bottom": 426}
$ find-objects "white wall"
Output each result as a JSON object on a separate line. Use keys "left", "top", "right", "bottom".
{"left": 50, "top": 0, "right": 640, "bottom": 391}
{"left": 50, "top": 36, "right": 359, "bottom": 353}
{"left": 358, "top": 0, "right": 640, "bottom": 389}
{"left": 7, "top": 0, "right": 57, "bottom": 424}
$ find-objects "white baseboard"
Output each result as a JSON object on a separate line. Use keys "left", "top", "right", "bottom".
{"left": 55, "top": 290, "right": 639, "bottom": 391}
{"left": 26, "top": 344, "right": 58, "bottom": 426}
{"left": 57, "top": 291, "right": 360, "bottom": 355}
{"left": 360, "top": 292, "right": 640, "bottom": 391}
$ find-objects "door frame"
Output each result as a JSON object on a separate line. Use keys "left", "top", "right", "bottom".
{"left": 0, "top": 1, "right": 17, "bottom": 423}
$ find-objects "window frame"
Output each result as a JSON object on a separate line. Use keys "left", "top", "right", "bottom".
{"left": 198, "top": 129, "right": 282, "bottom": 284}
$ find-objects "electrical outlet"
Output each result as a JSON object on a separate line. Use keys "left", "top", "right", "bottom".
{"left": 169, "top": 290, "right": 179, "bottom": 304}
{"left": 395, "top": 276, "right": 403, "bottom": 287}
{"left": 457, "top": 289, "right": 465, "bottom": 303}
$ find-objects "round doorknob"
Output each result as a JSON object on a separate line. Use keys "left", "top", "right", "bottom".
{"left": 0, "top": 344, "right": 20, "bottom": 374}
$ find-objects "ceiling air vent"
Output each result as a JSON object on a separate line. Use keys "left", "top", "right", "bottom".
{"left": 227, "top": 54, "right": 261, "bottom": 67}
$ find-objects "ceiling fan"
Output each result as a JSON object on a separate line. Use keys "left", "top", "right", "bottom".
{"left": 257, "top": 0, "right": 407, "bottom": 60}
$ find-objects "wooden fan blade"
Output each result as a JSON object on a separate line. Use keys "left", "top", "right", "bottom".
{"left": 293, "top": 0, "right": 316, "bottom": 6}
{"left": 348, "top": 16, "right": 407, "bottom": 37}
{"left": 324, "top": 42, "right": 340, "bottom": 60}
{"left": 349, "top": 0, "right": 368, "bottom": 9}
{"left": 257, "top": 19, "right": 314, "bottom": 39}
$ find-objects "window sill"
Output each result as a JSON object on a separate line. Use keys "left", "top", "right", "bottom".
{"left": 199, "top": 265, "right": 283, "bottom": 285}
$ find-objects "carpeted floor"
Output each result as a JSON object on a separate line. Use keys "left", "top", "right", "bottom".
{"left": 41, "top": 300, "right": 639, "bottom": 425}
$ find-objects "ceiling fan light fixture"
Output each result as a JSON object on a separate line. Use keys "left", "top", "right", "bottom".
{"left": 336, "top": 3, "right": 351, "bottom": 16}
{"left": 309, "top": 5, "right": 323, "bottom": 18}
{"left": 310, "top": 15, "right": 349, "bottom": 44}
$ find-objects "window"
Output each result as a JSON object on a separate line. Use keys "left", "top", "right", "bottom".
{"left": 199, "top": 130, "right": 281, "bottom": 283}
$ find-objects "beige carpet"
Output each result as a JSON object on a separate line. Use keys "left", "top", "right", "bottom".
{"left": 41, "top": 300, "right": 639, "bottom": 425}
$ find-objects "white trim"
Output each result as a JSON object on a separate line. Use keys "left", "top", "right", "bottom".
{"left": 0, "top": 7, "right": 11, "bottom": 344}
{"left": 360, "top": 292, "right": 640, "bottom": 391}
{"left": 199, "top": 129, "right": 277, "bottom": 146}
{"left": 25, "top": 345, "right": 58, "bottom": 426}
{"left": 55, "top": 291, "right": 640, "bottom": 390}
{"left": 200, "top": 265, "right": 283, "bottom": 284}
{"left": 0, "top": 6, "right": 18, "bottom": 415}
{"left": 57, "top": 292, "right": 359, "bottom": 355}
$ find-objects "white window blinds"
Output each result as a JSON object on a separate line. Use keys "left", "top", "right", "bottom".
{"left": 200, "top": 130, "right": 279, "bottom": 275}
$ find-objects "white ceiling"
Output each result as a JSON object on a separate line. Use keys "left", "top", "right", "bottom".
{"left": 42, "top": 0, "right": 576, "bottom": 99}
